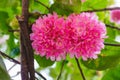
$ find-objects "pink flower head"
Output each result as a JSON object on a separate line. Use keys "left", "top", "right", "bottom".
{"left": 110, "top": 10, "right": 120, "bottom": 24}
{"left": 30, "top": 13, "right": 67, "bottom": 61}
{"left": 66, "top": 13, "right": 106, "bottom": 60}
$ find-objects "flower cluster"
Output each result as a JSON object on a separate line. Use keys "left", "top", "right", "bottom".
{"left": 30, "top": 12, "right": 106, "bottom": 61}
{"left": 110, "top": 10, "right": 120, "bottom": 24}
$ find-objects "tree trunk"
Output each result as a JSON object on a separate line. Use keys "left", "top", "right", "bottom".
{"left": 17, "top": 0, "right": 35, "bottom": 80}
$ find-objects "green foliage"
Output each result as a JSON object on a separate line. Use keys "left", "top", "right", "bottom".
{"left": 81, "top": 45, "right": 120, "bottom": 70}
{"left": 0, "top": 11, "right": 10, "bottom": 34}
{"left": 9, "top": 17, "right": 19, "bottom": 30}
{"left": 50, "top": 57, "right": 97, "bottom": 80}
{"left": 102, "top": 64, "right": 120, "bottom": 80}
{"left": 106, "top": 27, "right": 116, "bottom": 40}
{"left": 0, "top": 0, "right": 20, "bottom": 17}
{"left": 50, "top": 0, "right": 81, "bottom": 15}
{"left": 35, "top": 55, "right": 54, "bottom": 67}
{"left": 9, "top": 47, "right": 20, "bottom": 58}
{"left": 0, "top": 0, "right": 19, "bottom": 8}
{"left": 81, "top": 0, "right": 108, "bottom": 11}
{"left": 108, "top": 0, "right": 114, "bottom": 6}
{"left": 30, "top": 0, "right": 50, "bottom": 13}
{"left": 0, "top": 56, "right": 10, "bottom": 80}
{"left": 6, "top": 33, "right": 16, "bottom": 54}
{"left": 0, "top": 0, "right": 20, "bottom": 55}
{"left": 1, "top": 0, "right": 120, "bottom": 80}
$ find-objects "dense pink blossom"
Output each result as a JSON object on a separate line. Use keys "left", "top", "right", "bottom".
{"left": 30, "top": 13, "right": 67, "bottom": 61}
{"left": 65, "top": 13, "right": 106, "bottom": 60}
{"left": 30, "top": 12, "right": 106, "bottom": 61}
{"left": 110, "top": 10, "right": 120, "bottom": 24}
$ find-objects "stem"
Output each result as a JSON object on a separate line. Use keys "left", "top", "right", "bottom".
{"left": 106, "top": 24, "right": 120, "bottom": 30}
{"left": 57, "top": 60, "right": 65, "bottom": 80}
{"left": 81, "top": 7, "right": 120, "bottom": 12}
{"left": 104, "top": 42, "right": 120, "bottom": 46}
{"left": 0, "top": 51, "right": 46, "bottom": 80}
{"left": 75, "top": 58, "right": 86, "bottom": 80}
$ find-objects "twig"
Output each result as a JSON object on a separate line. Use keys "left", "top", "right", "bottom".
{"left": 11, "top": 72, "right": 21, "bottom": 78}
{"left": 29, "top": 12, "right": 46, "bottom": 18}
{"left": 57, "top": 60, "right": 65, "bottom": 80}
{"left": 75, "top": 58, "right": 86, "bottom": 80}
{"left": 34, "top": 0, "right": 50, "bottom": 10}
{"left": 104, "top": 42, "right": 120, "bottom": 46}
{"left": 8, "top": 30, "right": 20, "bottom": 32}
{"left": 106, "top": 24, "right": 120, "bottom": 30}
{"left": 0, "top": 51, "right": 46, "bottom": 80}
{"left": 0, "top": 51, "right": 20, "bottom": 64}
{"left": 35, "top": 77, "right": 39, "bottom": 80}
{"left": 81, "top": 7, "right": 120, "bottom": 12}
{"left": 35, "top": 71, "right": 47, "bottom": 80}
{"left": 8, "top": 64, "right": 17, "bottom": 72}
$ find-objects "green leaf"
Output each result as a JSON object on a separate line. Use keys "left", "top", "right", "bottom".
{"left": 0, "top": 11, "right": 10, "bottom": 34}
{"left": 30, "top": 0, "right": 50, "bottom": 14}
{"left": 6, "top": 33, "right": 16, "bottom": 54}
{"left": 0, "top": 0, "right": 20, "bottom": 15}
{"left": 9, "top": 47, "right": 20, "bottom": 58}
{"left": 107, "top": 0, "right": 114, "bottom": 6}
{"left": 0, "top": 56, "right": 10, "bottom": 80}
{"left": 34, "top": 55, "right": 54, "bottom": 67}
{"left": 9, "top": 17, "right": 19, "bottom": 30}
{"left": 50, "top": 0, "right": 81, "bottom": 15}
{"left": 0, "top": 0, "right": 19, "bottom": 8}
{"left": 96, "top": 12, "right": 106, "bottom": 21}
{"left": 106, "top": 26, "right": 116, "bottom": 40}
{"left": 81, "top": 0, "right": 108, "bottom": 11}
{"left": 102, "top": 64, "right": 120, "bottom": 80}
{"left": 81, "top": 45, "right": 120, "bottom": 70}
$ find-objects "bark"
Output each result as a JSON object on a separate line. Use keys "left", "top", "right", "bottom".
{"left": 17, "top": 0, "right": 35, "bottom": 80}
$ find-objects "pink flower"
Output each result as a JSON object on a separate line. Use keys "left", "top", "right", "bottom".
{"left": 110, "top": 10, "right": 120, "bottom": 24}
{"left": 66, "top": 13, "right": 106, "bottom": 60}
{"left": 30, "top": 13, "right": 67, "bottom": 61}
{"left": 81, "top": 0, "right": 86, "bottom": 3}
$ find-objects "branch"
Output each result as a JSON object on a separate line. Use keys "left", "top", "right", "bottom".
{"left": 0, "top": 51, "right": 46, "bottom": 80}
{"left": 35, "top": 77, "right": 39, "bottom": 80}
{"left": 11, "top": 72, "right": 21, "bottom": 78}
{"left": 29, "top": 12, "right": 45, "bottom": 18}
{"left": 0, "top": 51, "right": 20, "bottom": 64}
{"left": 8, "top": 30, "right": 20, "bottom": 32}
{"left": 34, "top": 0, "right": 50, "bottom": 10}
{"left": 106, "top": 24, "right": 120, "bottom": 30}
{"left": 35, "top": 71, "right": 47, "bottom": 80}
{"left": 8, "top": 64, "right": 17, "bottom": 72}
{"left": 81, "top": 7, "right": 120, "bottom": 12}
{"left": 18, "top": 0, "right": 35, "bottom": 79}
{"left": 75, "top": 58, "right": 86, "bottom": 80}
{"left": 57, "top": 60, "right": 65, "bottom": 80}
{"left": 104, "top": 42, "right": 120, "bottom": 46}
